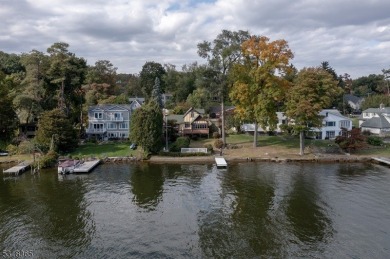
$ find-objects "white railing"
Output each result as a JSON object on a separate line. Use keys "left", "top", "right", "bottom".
{"left": 181, "top": 148, "right": 208, "bottom": 153}
{"left": 86, "top": 128, "right": 106, "bottom": 133}
{"left": 108, "top": 117, "right": 124, "bottom": 121}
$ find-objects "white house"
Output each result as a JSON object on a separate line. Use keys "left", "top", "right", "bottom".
{"left": 312, "top": 109, "right": 352, "bottom": 139}
{"left": 241, "top": 112, "right": 287, "bottom": 133}
{"left": 359, "top": 105, "right": 390, "bottom": 135}
{"left": 241, "top": 110, "right": 352, "bottom": 140}
{"left": 86, "top": 104, "right": 131, "bottom": 140}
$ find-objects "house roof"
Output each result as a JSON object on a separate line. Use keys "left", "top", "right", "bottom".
{"left": 361, "top": 114, "right": 390, "bottom": 129}
{"left": 344, "top": 94, "right": 363, "bottom": 104}
{"left": 166, "top": 114, "right": 184, "bottom": 124}
{"left": 183, "top": 107, "right": 205, "bottom": 117}
{"left": 129, "top": 97, "right": 145, "bottom": 104}
{"left": 88, "top": 104, "right": 131, "bottom": 112}
{"left": 209, "top": 106, "right": 235, "bottom": 114}
{"left": 362, "top": 107, "right": 390, "bottom": 114}
{"left": 319, "top": 109, "right": 350, "bottom": 120}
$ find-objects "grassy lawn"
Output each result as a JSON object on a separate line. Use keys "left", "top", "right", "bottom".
{"left": 0, "top": 154, "right": 33, "bottom": 163}
{"left": 68, "top": 141, "right": 139, "bottom": 158}
{"left": 352, "top": 146, "right": 390, "bottom": 156}
{"left": 190, "top": 134, "right": 333, "bottom": 150}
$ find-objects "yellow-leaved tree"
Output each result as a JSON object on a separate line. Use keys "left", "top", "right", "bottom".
{"left": 230, "top": 35, "right": 294, "bottom": 147}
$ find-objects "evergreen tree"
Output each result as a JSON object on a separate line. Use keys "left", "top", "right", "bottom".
{"left": 130, "top": 100, "right": 163, "bottom": 155}
{"left": 35, "top": 108, "right": 78, "bottom": 152}
{"left": 0, "top": 72, "right": 18, "bottom": 142}
{"left": 151, "top": 77, "right": 163, "bottom": 108}
{"left": 140, "top": 61, "right": 166, "bottom": 98}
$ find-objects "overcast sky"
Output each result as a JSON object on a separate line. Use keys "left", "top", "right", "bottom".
{"left": 1, "top": 0, "right": 390, "bottom": 78}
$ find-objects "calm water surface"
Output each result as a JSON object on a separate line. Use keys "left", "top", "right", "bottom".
{"left": 0, "top": 162, "right": 389, "bottom": 258}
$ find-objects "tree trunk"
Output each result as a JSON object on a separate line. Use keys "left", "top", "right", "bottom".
{"left": 221, "top": 101, "right": 226, "bottom": 147}
{"left": 253, "top": 122, "right": 258, "bottom": 148}
{"left": 299, "top": 131, "right": 304, "bottom": 156}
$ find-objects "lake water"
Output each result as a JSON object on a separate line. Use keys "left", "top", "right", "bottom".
{"left": 1, "top": 162, "right": 389, "bottom": 258}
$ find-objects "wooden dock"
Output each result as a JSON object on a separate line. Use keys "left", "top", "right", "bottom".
{"left": 215, "top": 157, "right": 227, "bottom": 168}
{"left": 3, "top": 161, "right": 31, "bottom": 176}
{"left": 73, "top": 160, "right": 100, "bottom": 173}
{"left": 372, "top": 157, "right": 390, "bottom": 166}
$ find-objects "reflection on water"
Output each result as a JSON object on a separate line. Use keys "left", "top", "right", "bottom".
{"left": 285, "top": 165, "right": 333, "bottom": 254}
{"left": 1, "top": 162, "right": 389, "bottom": 258}
{"left": 130, "top": 164, "right": 164, "bottom": 210}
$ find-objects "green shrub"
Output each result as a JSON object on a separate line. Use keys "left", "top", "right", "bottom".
{"left": 6, "top": 144, "right": 18, "bottom": 155}
{"left": 212, "top": 132, "right": 221, "bottom": 139}
{"left": 362, "top": 130, "right": 372, "bottom": 136}
{"left": 204, "top": 144, "right": 213, "bottom": 153}
{"left": 170, "top": 137, "right": 190, "bottom": 152}
{"left": 39, "top": 150, "right": 59, "bottom": 168}
{"left": 367, "top": 136, "right": 383, "bottom": 146}
{"left": 17, "top": 140, "right": 34, "bottom": 154}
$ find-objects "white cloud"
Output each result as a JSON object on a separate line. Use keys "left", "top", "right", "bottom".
{"left": 1, "top": 0, "right": 390, "bottom": 78}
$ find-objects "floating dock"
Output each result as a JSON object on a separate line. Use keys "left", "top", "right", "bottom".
{"left": 3, "top": 161, "right": 31, "bottom": 176}
{"left": 372, "top": 157, "right": 390, "bottom": 166}
{"left": 73, "top": 160, "right": 101, "bottom": 173}
{"left": 215, "top": 157, "right": 227, "bottom": 168}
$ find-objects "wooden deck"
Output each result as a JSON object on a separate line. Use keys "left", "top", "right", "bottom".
{"left": 372, "top": 157, "right": 390, "bottom": 166}
{"left": 73, "top": 160, "right": 101, "bottom": 173}
{"left": 3, "top": 161, "right": 31, "bottom": 176}
{"left": 215, "top": 157, "right": 227, "bottom": 168}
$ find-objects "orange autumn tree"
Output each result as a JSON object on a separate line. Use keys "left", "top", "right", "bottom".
{"left": 230, "top": 35, "right": 294, "bottom": 147}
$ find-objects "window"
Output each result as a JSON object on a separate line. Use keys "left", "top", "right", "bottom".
{"left": 114, "top": 112, "right": 122, "bottom": 120}
{"left": 107, "top": 123, "right": 116, "bottom": 129}
{"left": 94, "top": 112, "right": 103, "bottom": 119}
{"left": 194, "top": 123, "right": 207, "bottom": 129}
{"left": 326, "top": 121, "right": 336, "bottom": 127}
{"left": 93, "top": 124, "right": 104, "bottom": 131}
{"left": 326, "top": 131, "right": 335, "bottom": 139}
{"left": 340, "top": 120, "right": 350, "bottom": 128}
{"left": 119, "top": 123, "right": 128, "bottom": 129}
{"left": 185, "top": 123, "right": 190, "bottom": 128}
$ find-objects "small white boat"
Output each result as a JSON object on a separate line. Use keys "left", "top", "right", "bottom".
{"left": 58, "top": 160, "right": 82, "bottom": 174}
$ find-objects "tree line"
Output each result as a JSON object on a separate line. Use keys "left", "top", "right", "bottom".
{"left": 0, "top": 30, "right": 389, "bottom": 155}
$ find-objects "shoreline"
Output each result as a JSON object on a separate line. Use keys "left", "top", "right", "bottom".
{"left": 147, "top": 154, "right": 373, "bottom": 164}
{"left": 0, "top": 154, "right": 375, "bottom": 167}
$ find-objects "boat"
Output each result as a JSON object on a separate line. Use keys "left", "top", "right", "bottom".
{"left": 0, "top": 150, "right": 9, "bottom": 156}
{"left": 58, "top": 159, "right": 82, "bottom": 174}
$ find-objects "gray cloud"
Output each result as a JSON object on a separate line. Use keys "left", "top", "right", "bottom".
{"left": 1, "top": 0, "right": 389, "bottom": 78}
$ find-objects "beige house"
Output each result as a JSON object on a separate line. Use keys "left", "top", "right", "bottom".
{"left": 167, "top": 108, "right": 209, "bottom": 137}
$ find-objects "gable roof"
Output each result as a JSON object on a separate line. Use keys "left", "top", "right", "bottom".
{"left": 88, "top": 104, "right": 131, "bottom": 112}
{"left": 129, "top": 97, "right": 145, "bottom": 104}
{"left": 361, "top": 114, "right": 390, "bottom": 129}
{"left": 344, "top": 94, "right": 363, "bottom": 104}
{"left": 320, "top": 109, "right": 350, "bottom": 120}
{"left": 183, "top": 107, "right": 205, "bottom": 117}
